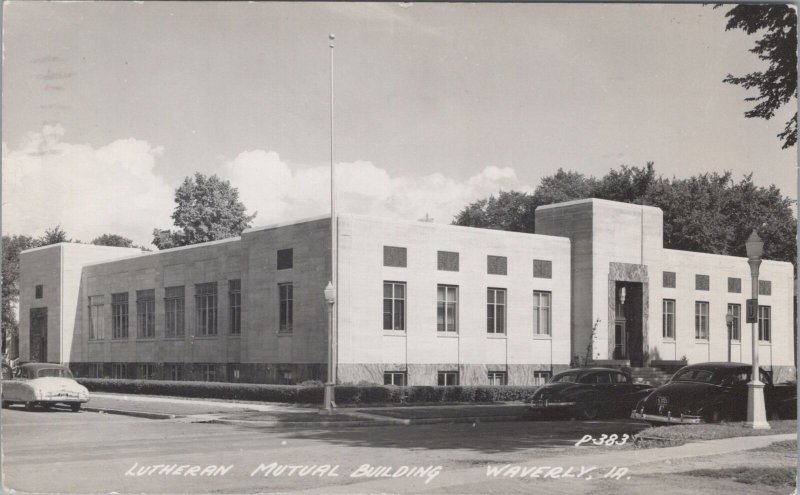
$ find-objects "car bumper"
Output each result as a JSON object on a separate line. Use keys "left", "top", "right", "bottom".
{"left": 529, "top": 400, "right": 577, "bottom": 410}
{"left": 630, "top": 411, "right": 703, "bottom": 424}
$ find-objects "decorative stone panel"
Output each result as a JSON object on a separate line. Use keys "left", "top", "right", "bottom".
{"left": 383, "top": 246, "right": 407, "bottom": 267}
{"left": 437, "top": 251, "right": 459, "bottom": 271}
{"left": 487, "top": 255, "right": 507, "bottom": 275}
{"left": 728, "top": 277, "right": 741, "bottom": 293}
{"left": 533, "top": 259, "right": 552, "bottom": 279}
{"left": 662, "top": 271, "right": 676, "bottom": 288}
{"left": 759, "top": 280, "right": 772, "bottom": 296}
{"left": 695, "top": 274, "right": 709, "bottom": 291}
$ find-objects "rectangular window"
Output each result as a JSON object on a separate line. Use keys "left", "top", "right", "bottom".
{"left": 229, "top": 365, "right": 240, "bottom": 382}
{"left": 195, "top": 283, "right": 218, "bottom": 336}
{"left": 277, "top": 248, "right": 293, "bottom": 270}
{"left": 662, "top": 299, "right": 675, "bottom": 339}
{"left": 436, "top": 285, "right": 458, "bottom": 332}
{"left": 695, "top": 301, "right": 709, "bottom": 339}
{"left": 198, "top": 364, "right": 218, "bottom": 382}
{"left": 383, "top": 282, "right": 406, "bottom": 331}
{"left": 279, "top": 283, "right": 293, "bottom": 333}
{"left": 167, "top": 363, "right": 184, "bottom": 381}
{"left": 758, "top": 305, "right": 771, "bottom": 342}
{"left": 759, "top": 280, "right": 772, "bottom": 296}
{"left": 695, "top": 274, "right": 710, "bottom": 291}
{"left": 437, "top": 371, "right": 459, "bottom": 386}
{"left": 533, "top": 371, "right": 552, "bottom": 385}
{"left": 487, "top": 255, "right": 507, "bottom": 275}
{"left": 487, "top": 288, "right": 506, "bottom": 334}
{"left": 663, "top": 271, "right": 676, "bottom": 288}
{"left": 111, "top": 293, "right": 129, "bottom": 339}
{"left": 111, "top": 363, "right": 127, "bottom": 379}
{"left": 728, "top": 303, "right": 741, "bottom": 341}
{"left": 35, "top": 284, "right": 43, "bottom": 299}
{"left": 728, "top": 277, "right": 742, "bottom": 293}
{"left": 383, "top": 246, "right": 407, "bottom": 268}
{"left": 137, "top": 364, "right": 156, "bottom": 380}
{"left": 488, "top": 371, "right": 507, "bottom": 386}
{"left": 136, "top": 289, "right": 155, "bottom": 338}
{"left": 533, "top": 291, "right": 551, "bottom": 336}
{"left": 88, "top": 295, "right": 105, "bottom": 340}
{"left": 533, "top": 259, "right": 552, "bottom": 279}
{"left": 437, "top": 251, "right": 459, "bottom": 271}
{"left": 89, "top": 363, "right": 104, "bottom": 378}
{"left": 383, "top": 371, "right": 407, "bottom": 386}
{"left": 229, "top": 279, "right": 241, "bottom": 335}
{"left": 164, "top": 286, "right": 185, "bottom": 337}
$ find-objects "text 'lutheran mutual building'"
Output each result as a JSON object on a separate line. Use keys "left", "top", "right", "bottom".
{"left": 17, "top": 199, "right": 796, "bottom": 385}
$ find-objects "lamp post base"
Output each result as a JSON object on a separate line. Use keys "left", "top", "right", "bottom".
{"left": 321, "top": 382, "right": 336, "bottom": 415}
{"left": 744, "top": 380, "right": 771, "bottom": 430}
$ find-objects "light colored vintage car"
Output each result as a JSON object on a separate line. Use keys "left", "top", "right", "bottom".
{"left": 1, "top": 363, "right": 89, "bottom": 412}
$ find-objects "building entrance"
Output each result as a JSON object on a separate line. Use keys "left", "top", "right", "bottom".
{"left": 30, "top": 307, "right": 48, "bottom": 362}
{"left": 614, "top": 281, "right": 644, "bottom": 367}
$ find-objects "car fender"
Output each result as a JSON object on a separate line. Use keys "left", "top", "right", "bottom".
{"left": 2, "top": 381, "right": 36, "bottom": 402}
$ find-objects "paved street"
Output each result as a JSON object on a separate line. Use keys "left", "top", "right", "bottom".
{"left": 2, "top": 406, "right": 654, "bottom": 494}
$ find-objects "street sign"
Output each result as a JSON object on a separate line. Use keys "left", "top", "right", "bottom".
{"left": 746, "top": 298, "right": 758, "bottom": 323}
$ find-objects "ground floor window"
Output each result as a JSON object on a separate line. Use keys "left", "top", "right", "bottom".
{"left": 662, "top": 299, "right": 675, "bottom": 339}
{"left": 137, "top": 363, "right": 156, "bottom": 380}
{"left": 437, "top": 285, "right": 458, "bottom": 333}
{"left": 727, "top": 303, "right": 741, "bottom": 341}
{"left": 437, "top": 371, "right": 459, "bottom": 386}
{"left": 533, "top": 291, "right": 551, "bottom": 336}
{"left": 533, "top": 371, "right": 552, "bottom": 385}
{"left": 197, "top": 364, "right": 218, "bottom": 382}
{"left": 228, "top": 364, "right": 241, "bottom": 382}
{"left": 384, "top": 371, "right": 407, "bottom": 386}
{"left": 89, "top": 363, "right": 103, "bottom": 378}
{"left": 758, "top": 305, "right": 771, "bottom": 342}
{"left": 488, "top": 371, "right": 507, "bottom": 385}
{"left": 694, "top": 301, "right": 709, "bottom": 340}
{"left": 167, "top": 363, "right": 184, "bottom": 381}
{"left": 111, "top": 363, "right": 127, "bottom": 379}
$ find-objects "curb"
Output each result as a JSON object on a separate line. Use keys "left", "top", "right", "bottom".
{"left": 207, "top": 418, "right": 399, "bottom": 428}
{"left": 84, "top": 406, "right": 179, "bottom": 420}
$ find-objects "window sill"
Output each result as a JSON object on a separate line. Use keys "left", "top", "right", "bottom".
{"left": 486, "top": 334, "right": 507, "bottom": 339}
{"left": 135, "top": 338, "right": 157, "bottom": 341}
{"left": 88, "top": 339, "right": 105, "bottom": 343}
{"left": 730, "top": 339, "right": 741, "bottom": 344}
{"left": 758, "top": 341, "right": 772, "bottom": 345}
{"left": 532, "top": 334, "right": 552, "bottom": 340}
{"left": 164, "top": 337, "right": 186, "bottom": 341}
{"left": 383, "top": 330, "right": 407, "bottom": 337}
{"left": 436, "top": 332, "right": 459, "bottom": 338}
{"left": 277, "top": 332, "right": 293, "bottom": 337}
{"left": 111, "top": 338, "right": 130, "bottom": 341}
{"left": 694, "top": 339, "right": 710, "bottom": 343}
{"left": 192, "top": 336, "right": 218, "bottom": 340}
{"left": 228, "top": 334, "right": 242, "bottom": 338}
{"left": 662, "top": 338, "right": 676, "bottom": 343}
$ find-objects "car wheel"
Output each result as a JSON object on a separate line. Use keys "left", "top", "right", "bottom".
{"left": 70, "top": 403, "right": 81, "bottom": 412}
{"left": 581, "top": 405, "right": 600, "bottom": 420}
{"left": 24, "top": 401, "right": 35, "bottom": 411}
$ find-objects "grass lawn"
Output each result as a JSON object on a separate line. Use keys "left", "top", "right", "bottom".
{"left": 682, "top": 466, "right": 796, "bottom": 487}
{"left": 634, "top": 420, "right": 796, "bottom": 448}
{"left": 751, "top": 439, "right": 797, "bottom": 453}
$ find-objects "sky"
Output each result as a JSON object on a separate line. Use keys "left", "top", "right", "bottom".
{"left": 3, "top": 2, "right": 797, "bottom": 247}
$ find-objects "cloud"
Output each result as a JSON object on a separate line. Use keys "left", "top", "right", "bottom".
{"left": 223, "top": 150, "right": 530, "bottom": 226}
{"left": 2, "top": 125, "right": 173, "bottom": 246}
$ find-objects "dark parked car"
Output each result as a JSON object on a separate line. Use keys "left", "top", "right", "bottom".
{"left": 631, "top": 362, "right": 797, "bottom": 424}
{"left": 529, "top": 368, "right": 654, "bottom": 419}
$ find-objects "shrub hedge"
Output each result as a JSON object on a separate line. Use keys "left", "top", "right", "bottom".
{"left": 77, "top": 379, "right": 540, "bottom": 405}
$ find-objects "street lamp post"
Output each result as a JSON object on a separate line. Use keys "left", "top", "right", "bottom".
{"left": 323, "top": 282, "right": 336, "bottom": 413}
{"left": 725, "top": 310, "right": 733, "bottom": 363}
{"left": 744, "top": 230, "right": 770, "bottom": 429}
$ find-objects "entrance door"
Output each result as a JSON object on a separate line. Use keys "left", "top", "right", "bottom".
{"left": 613, "top": 320, "right": 627, "bottom": 360}
{"left": 29, "top": 308, "right": 47, "bottom": 362}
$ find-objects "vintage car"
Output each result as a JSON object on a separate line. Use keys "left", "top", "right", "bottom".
{"left": 631, "top": 362, "right": 797, "bottom": 424}
{"left": 1, "top": 363, "right": 89, "bottom": 412}
{"left": 529, "top": 367, "right": 654, "bottom": 419}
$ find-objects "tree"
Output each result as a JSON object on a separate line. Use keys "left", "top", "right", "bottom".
{"left": 2, "top": 235, "right": 38, "bottom": 357}
{"left": 721, "top": 4, "right": 797, "bottom": 148}
{"left": 40, "top": 225, "right": 69, "bottom": 245}
{"left": 453, "top": 164, "right": 796, "bottom": 267}
{"left": 91, "top": 234, "right": 134, "bottom": 248}
{"left": 152, "top": 173, "right": 256, "bottom": 249}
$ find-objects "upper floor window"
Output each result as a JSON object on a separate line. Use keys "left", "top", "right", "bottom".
{"left": 662, "top": 272, "right": 676, "bottom": 289}
{"left": 532, "top": 291, "right": 551, "bottom": 336}
{"left": 35, "top": 285, "right": 43, "bottom": 299}
{"left": 533, "top": 260, "right": 552, "bottom": 279}
{"left": 695, "top": 301, "right": 709, "bottom": 339}
{"left": 487, "top": 255, "right": 507, "bottom": 276}
{"left": 728, "top": 303, "right": 741, "bottom": 341}
{"left": 383, "top": 282, "right": 406, "bottom": 331}
{"left": 383, "top": 246, "right": 407, "bottom": 268}
{"left": 758, "top": 305, "right": 771, "bottom": 342}
{"left": 164, "top": 286, "right": 185, "bottom": 337}
{"left": 662, "top": 299, "right": 675, "bottom": 339}
{"left": 88, "top": 295, "right": 104, "bottom": 340}
{"left": 229, "top": 279, "right": 242, "bottom": 335}
{"left": 437, "top": 285, "right": 458, "bottom": 332}
{"left": 277, "top": 248, "right": 293, "bottom": 270}
{"left": 695, "top": 274, "right": 710, "bottom": 291}
{"left": 437, "top": 251, "right": 459, "bottom": 272}
{"left": 111, "top": 293, "right": 129, "bottom": 339}
{"left": 728, "top": 277, "right": 741, "bottom": 293}
{"left": 279, "top": 283, "right": 293, "bottom": 333}
{"left": 487, "top": 288, "right": 506, "bottom": 334}
{"left": 195, "top": 282, "right": 218, "bottom": 336}
{"left": 136, "top": 289, "right": 155, "bottom": 338}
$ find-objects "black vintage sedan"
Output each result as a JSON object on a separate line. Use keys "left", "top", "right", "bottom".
{"left": 529, "top": 368, "right": 654, "bottom": 419}
{"left": 631, "top": 362, "right": 797, "bottom": 424}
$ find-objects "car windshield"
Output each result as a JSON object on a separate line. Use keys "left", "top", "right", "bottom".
{"left": 672, "top": 369, "right": 720, "bottom": 384}
{"left": 550, "top": 373, "right": 577, "bottom": 383}
{"left": 36, "top": 368, "right": 74, "bottom": 378}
